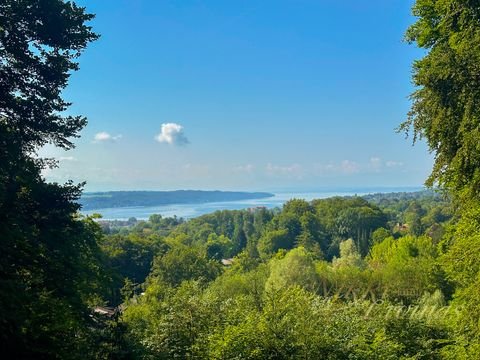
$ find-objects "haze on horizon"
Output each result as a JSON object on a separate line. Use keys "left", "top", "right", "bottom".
{"left": 40, "top": 0, "right": 432, "bottom": 192}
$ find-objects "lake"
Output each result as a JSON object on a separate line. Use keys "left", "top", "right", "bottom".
{"left": 81, "top": 187, "right": 421, "bottom": 220}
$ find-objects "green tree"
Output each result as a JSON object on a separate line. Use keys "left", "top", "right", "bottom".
{"left": 335, "top": 206, "right": 387, "bottom": 256}
{"left": 205, "top": 233, "right": 233, "bottom": 260}
{"left": 257, "top": 229, "right": 292, "bottom": 258}
{"left": 265, "top": 247, "right": 319, "bottom": 293}
{"left": 151, "top": 246, "right": 221, "bottom": 287}
{"left": 368, "top": 235, "right": 440, "bottom": 303}
{"left": 100, "top": 233, "right": 167, "bottom": 304}
{"left": 122, "top": 280, "right": 215, "bottom": 359}
{"left": 402, "top": 2, "right": 480, "bottom": 355}
{"left": 401, "top": 1, "right": 480, "bottom": 200}
{"left": 372, "top": 227, "right": 391, "bottom": 244}
{"left": 0, "top": 0, "right": 102, "bottom": 357}
{"left": 312, "top": 197, "right": 386, "bottom": 258}
{"left": 404, "top": 201, "right": 426, "bottom": 236}
{"left": 332, "top": 238, "right": 365, "bottom": 269}
{"left": 232, "top": 224, "right": 247, "bottom": 255}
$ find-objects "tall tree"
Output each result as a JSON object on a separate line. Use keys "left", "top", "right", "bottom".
{"left": 400, "top": 0, "right": 480, "bottom": 200}
{"left": 402, "top": 1, "right": 480, "bottom": 356}
{"left": 0, "top": 1, "right": 101, "bottom": 357}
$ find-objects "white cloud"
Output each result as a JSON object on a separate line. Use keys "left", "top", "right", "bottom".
{"left": 313, "top": 157, "right": 406, "bottom": 176}
{"left": 59, "top": 156, "right": 77, "bottom": 162}
{"left": 386, "top": 160, "right": 404, "bottom": 168}
{"left": 369, "top": 157, "right": 382, "bottom": 172}
{"left": 266, "top": 163, "right": 303, "bottom": 178}
{"left": 340, "top": 160, "right": 360, "bottom": 174}
{"left": 155, "top": 123, "right": 189, "bottom": 146}
{"left": 233, "top": 164, "right": 254, "bottom": 173}
{"left": 313, "top": 163, "right": 336, "bottom": 175}
{"left": 181, "top": 163, "right": 211, "bottom": 177}
{"left": 314, "top": 160, "right": 360, "bottom": 175}
{"left": 93, "top": 131, "right": 122, "bottom": 143}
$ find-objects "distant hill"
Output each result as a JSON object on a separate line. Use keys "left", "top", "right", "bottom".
{"left": 79, "top": 190, "right": 274, "bottom": 210}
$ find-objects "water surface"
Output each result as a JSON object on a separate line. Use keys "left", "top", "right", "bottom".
{"left": 82, "top": 187, "right": 420, "bottom": 220}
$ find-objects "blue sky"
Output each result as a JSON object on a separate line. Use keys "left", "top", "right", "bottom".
{"left": 42, "top": 0, "right": 433, "bottom": 191}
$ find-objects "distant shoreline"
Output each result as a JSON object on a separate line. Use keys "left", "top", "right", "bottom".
{"left": 80, "top": 188, "right": 428, "bottom": 220}
{"left": 80, "top": 190, "right": 274, "bottom": 211}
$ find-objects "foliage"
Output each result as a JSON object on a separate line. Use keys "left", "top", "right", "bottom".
{"left": 312, "top": 197, "right": 387, "bottom": 258}
{"left": 265, "top": 247, "right": 319, "bottom": 293}
{"left": 205, "top": 233, "right": 233, "bottom": 260}
{"left": 332, "top": 238, "right": 365, "bottom": 269}
{"left": 0, "top": 0, "right": 106, "bottom": 357}
{"left": 100, "top": 232, "right": 168, "bottom": 304}
{"left": 401, "top": 1, "right": 480, "bottom": 357}
{"left": 440, "top": 204, "right": 480, "bottom": 353}
{"left": 368, "top": 235, "right": 441, "bottom": 303}
{"left": 401, "top": 1, "right": 480, "bottom": 200}
{"left": 117, "top": 191, "right": 458, "bottom": 358}
{"left": 123, "top": 284, "right": 452, "bottom": 359}
{"left": 150, "top": 245, "right": 222, "bottom": 287}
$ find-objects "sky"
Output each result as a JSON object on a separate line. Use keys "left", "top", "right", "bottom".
{"left": 41, "top": 0, "right": 433, "bottom": 192}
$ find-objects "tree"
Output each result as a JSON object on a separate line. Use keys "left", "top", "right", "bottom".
{"left": 402, "top": 2, "right": 480, "bottom": 355}
{"left": 400, "top": 1, "right": 480, "bottom": 200}
{"left": 312, "top": 197, "right": 387, "bottom": 259}
{"left": 122, "top": 280, "right": 215, "bottom": 359}
{"left": 257, "top": 229, "right": 292, "bottom": 258}
{"left": 0, "top": 1, "right": 101, "bottom": 357}
{"left": 332, "top": 239, "right": 365, "bottom": 269}
{"left": 371, "top": 227, "right": 391, "bottom": 244}
{"left": 232, "top": 218, "right": 247, "bottom": 255}
{"left": 440, "top": 205, "right": 480, "bottom": 355}
{"left": 368, "top": 235, "right": 440, "bottom": 303}
{"left": 0, "top": 0, "right": 98, "bottom": 153}
{"left": 265, "top": 247, "right": 319, "bottom": 293}
{"left": 100, "top": 233, "right": 167, "bottom": 304}
{"left": 151, "top": 246, "right": 221, "bottom": 287}
{"left": 205, "top": 233, "right": 233, "bottom": 260}
{"left": 334, "top": 206, "right": 387, "bottom": 256}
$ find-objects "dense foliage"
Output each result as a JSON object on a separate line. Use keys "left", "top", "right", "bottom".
{"left": 93, "top": 192, "right": 457, "bottom": 358}
{"left": 401, "top": 0, "right": 480, "bottom": 201}
{"left": 401, "top": 0, "right": 480, "bottom": 357}
{"left": 0, "top": 1, "right": 106, "bottom": 358}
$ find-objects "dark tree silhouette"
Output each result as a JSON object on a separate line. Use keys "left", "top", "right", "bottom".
{"left": 0, "top": 1, "right": 102, "bottom": 358}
